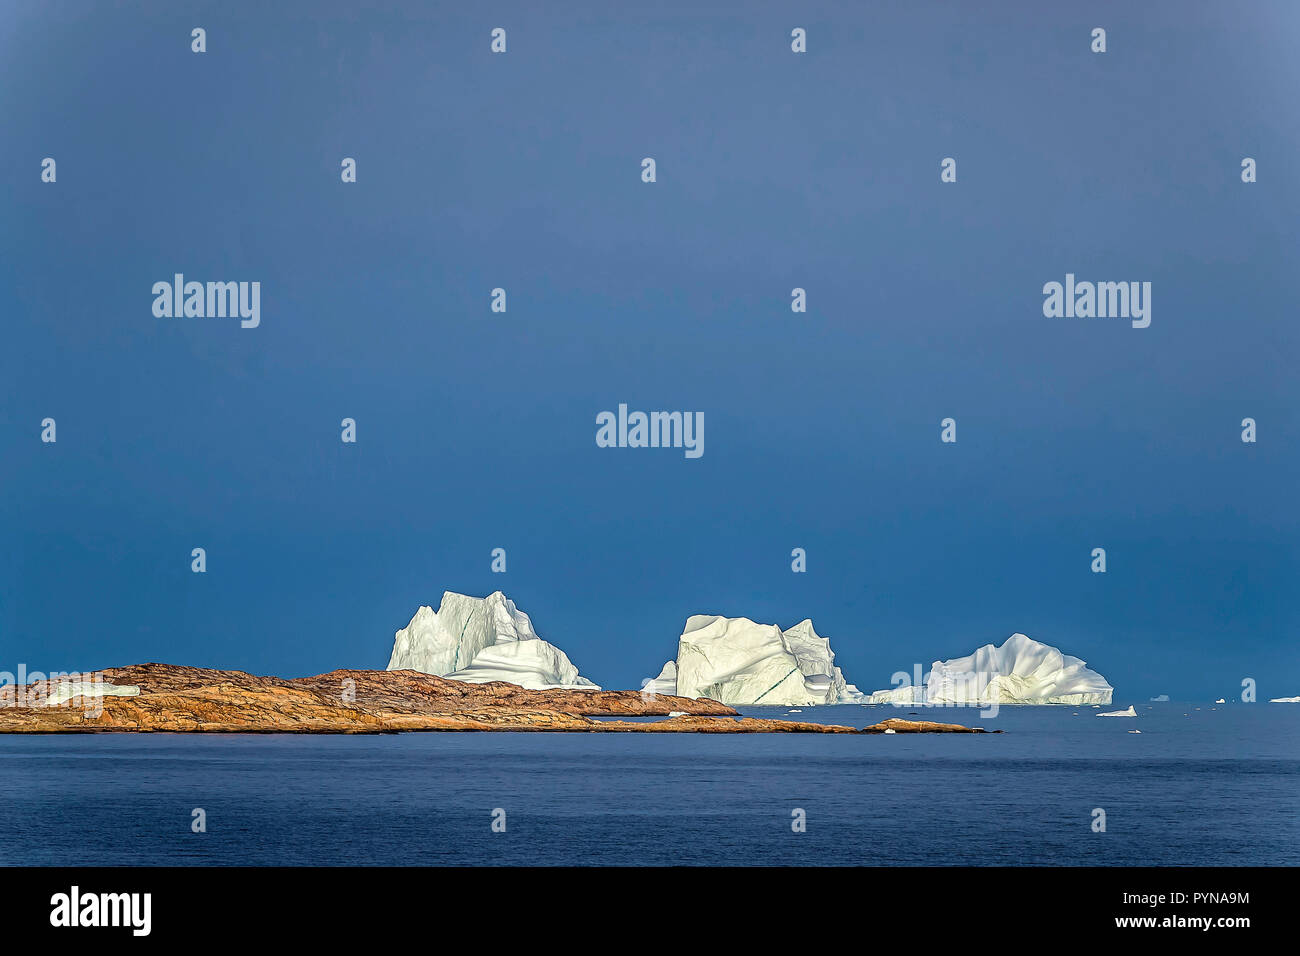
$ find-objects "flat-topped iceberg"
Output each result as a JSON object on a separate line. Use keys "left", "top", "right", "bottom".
{"left": 866, "top": 633, "right": 1113, "bottom": 706}
{"left": 647, "top": 614, "right": 864, "bottom": 706}
{"left": 387, "top": 591, "right": 599, "bottom": 691}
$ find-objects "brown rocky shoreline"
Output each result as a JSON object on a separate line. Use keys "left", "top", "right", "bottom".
{"left": 0, "top": 663, "right": 995, "bottom": 735}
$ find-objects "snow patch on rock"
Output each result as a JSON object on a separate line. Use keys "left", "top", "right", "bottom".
{"left": 43, "top": 682, "right": 140, "bottom": 707}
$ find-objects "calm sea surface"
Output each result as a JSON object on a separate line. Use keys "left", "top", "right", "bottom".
{"left": 2, "top": 703, "right": 1296, "bottom": 865}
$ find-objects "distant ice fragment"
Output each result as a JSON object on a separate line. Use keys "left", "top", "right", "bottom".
{"left": 1097, "top": 705, "right": 1137, "bottom": 717}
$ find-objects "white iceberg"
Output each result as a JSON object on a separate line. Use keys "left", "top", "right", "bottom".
{"left": 1214, "top": 698, "right": 1226, "bottom": 704}
{"left": 866, "top": 633, "right": 1113, "bottom": 706}
{"left": 43, "top": 681, "right": 140, "bottom": 707}
{"left": 1097, "top": 705, "right": 1137, "bottom": 717}
{"left": 387, "top": 591, "right": 599, "bottom": 690}
{"left": 648, "top": 614, "right": 864, "bottom": 705}
{"left": 643, "top": 660, "right": 678, "bottom": 697}
{"left": 445, "top": 639, "right": 595, "bottom": 690}
{"left": 1269, "top": 696, "right": 1300, "bottom": 703}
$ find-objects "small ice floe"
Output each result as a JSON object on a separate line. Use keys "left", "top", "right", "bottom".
{"left": 883, "top": 728, "right": 897, "bottom": 734}
{"left": 1214, "top": 698, "right": 1226, "bottom": 704}
{"left": 1096, "top": 705, "right": 1137, "bottom": 717}
{"left": 43, "top": 681, "right": 140, "bottom": 707}
{"left": 668, "top": 711, "right": 687, "bottom": 718}
{"left": 787, "top": 709, "right": 802, "bottom": 713}
{"left": 1269, "top": 696, "right": 1300, "bottom": 703}
{"left": 1149, "top": 694, "right": 1170, "bottom": 702}
{"left": 1128, "top": 729, "right": 1142, "bottom": 734}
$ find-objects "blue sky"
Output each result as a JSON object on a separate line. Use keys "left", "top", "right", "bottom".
{"left": 2, "top": 1, "right": 1296, "bottom": 700}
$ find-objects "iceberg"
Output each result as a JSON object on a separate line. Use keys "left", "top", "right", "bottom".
{"left": 1269, "top": 696, "right": 1300, "bottom": 703}
{"left": 1097, "top": 705, "right": 1137, "bottom": 717}
{"left": 387, "top": 591, "right": 599, "bottom": 691}
{"left": 643, "top": 659, "right": 678, "bottom": 697}
{"left": 1149, "top": 695, "right": 1170, "bottom": 702}
{"left": 866, "top": 633, "right": 1113, "bottom": 706}
{"left": 648, "top": 614, "right": 864, "bottom": 705}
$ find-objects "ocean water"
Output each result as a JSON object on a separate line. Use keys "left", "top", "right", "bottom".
{"left": 1, "top": 703, "right": 1296, "bottom": 866}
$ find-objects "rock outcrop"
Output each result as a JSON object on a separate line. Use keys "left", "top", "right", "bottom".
{"left": 0, "top": 663, "right": 990, "bottom": 734}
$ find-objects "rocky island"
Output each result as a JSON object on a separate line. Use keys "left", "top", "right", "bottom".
{"left": 0, "top": 663, "right": 991, "bottom": 735}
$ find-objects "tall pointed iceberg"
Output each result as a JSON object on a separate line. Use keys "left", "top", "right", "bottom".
{"left": 387, "top": 591, "right": 599, "bottom": 691}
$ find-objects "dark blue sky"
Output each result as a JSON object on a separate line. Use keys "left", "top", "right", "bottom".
{"left": 3, "top": 1, "right": 1296, "bottom": 700}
